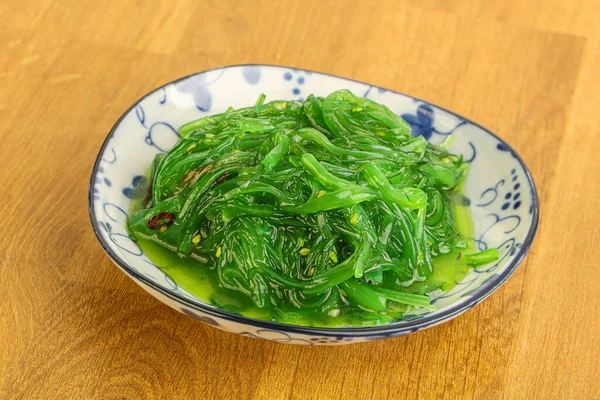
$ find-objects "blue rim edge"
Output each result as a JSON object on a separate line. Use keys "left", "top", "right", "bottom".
{"left": 88, "top": 63, "right": 540, "bottom": 338}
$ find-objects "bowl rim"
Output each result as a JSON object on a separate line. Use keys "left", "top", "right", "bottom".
{"left": 88, "top": 63, "right": 539, "bottom": 338}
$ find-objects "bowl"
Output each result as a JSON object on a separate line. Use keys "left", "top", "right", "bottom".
{"left": 89, "top": 64, "right": 539, "bottom": 345}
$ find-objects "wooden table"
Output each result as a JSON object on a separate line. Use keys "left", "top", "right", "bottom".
{"left": 1, "top": 1, "right": 599, "bottom": 398}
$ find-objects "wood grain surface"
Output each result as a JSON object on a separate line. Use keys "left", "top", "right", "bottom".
{"left": 1, "top": 0, "right": 599, "bottom": 398}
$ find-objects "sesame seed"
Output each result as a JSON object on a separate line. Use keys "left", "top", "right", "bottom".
{"left": 329, "top": 251, "right": 338, "bottom": 263}
{"left": 273, "top": 101, "right": 287, "bottom": 110}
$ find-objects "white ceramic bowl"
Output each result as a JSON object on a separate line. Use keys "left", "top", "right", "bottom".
{"left": 89, "top": 64, "right": 538, "bottom": 345}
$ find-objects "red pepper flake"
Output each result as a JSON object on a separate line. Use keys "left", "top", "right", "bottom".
{"left": 147, "top": 211, "right": 175, "bottom": 230}
{"left": 214, "top": 171, "right": 234, "bottom": 186}
{"left": 178, "top": 163, "right": 213, "bottom": 187}
{"left": 456, "top": 252, "right": 462, "bottom": 260}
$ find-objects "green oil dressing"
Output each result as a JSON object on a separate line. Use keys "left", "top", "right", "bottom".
{"left": 407, "top": 191, "right": 477, "bottom": 294}
{"left": 129, "top": 189, "right": 478, "bottom": 327}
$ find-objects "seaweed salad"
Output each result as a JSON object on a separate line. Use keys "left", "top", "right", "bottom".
{"left": 127, "top": 90, "right": 499, "bottom": 327}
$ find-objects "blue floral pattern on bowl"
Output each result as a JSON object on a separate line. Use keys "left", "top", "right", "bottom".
{"left": 89, "top": 64, "right": 539, "bottom": 345}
